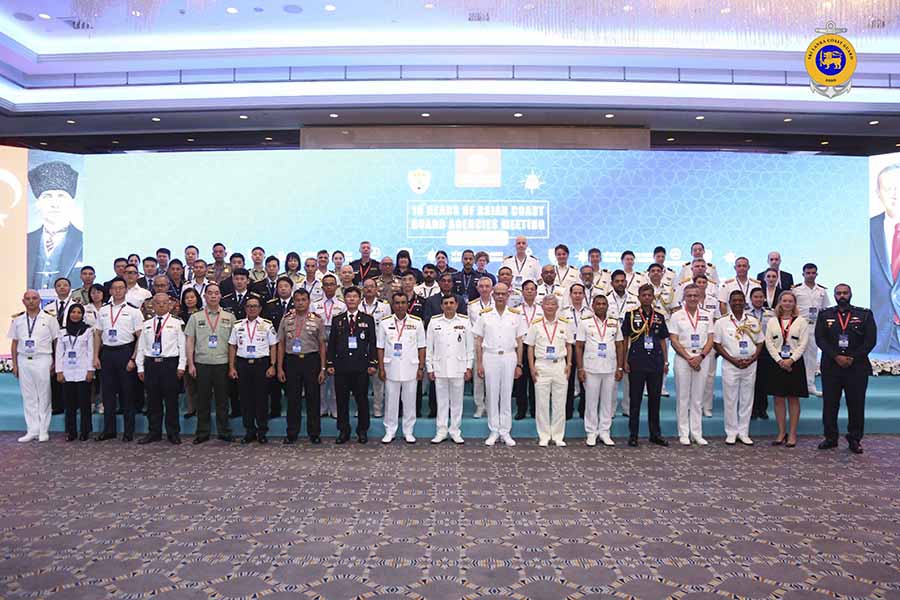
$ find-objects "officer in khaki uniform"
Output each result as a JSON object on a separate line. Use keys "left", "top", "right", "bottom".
{"left": 526, "top": 295, "right": 573, "bottom": 446}
{"left": 276, "top": 288, "right": 327, "bottom": 444}
{"left": 184, "top": 283, "right": 236, "bottom": 444}
{"left": 228, "top": 296, "right": 278, "bottom": 444}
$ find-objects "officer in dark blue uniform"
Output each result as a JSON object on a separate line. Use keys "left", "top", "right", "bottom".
{"left": 814, "top": 284, "right": 877, "bottom": 454}
{"left": 326, "top": 286, "right": 378, "bottom": 444}
{"left": 622, "top": 283, "right": 670, "bottom": 447}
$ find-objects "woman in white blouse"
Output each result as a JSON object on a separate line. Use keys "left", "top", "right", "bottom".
{"left": 764, "top": 290, "right": 809, "bottom": 447}
{"left": 55, "top": 304, "right": 95, "bottom": 441}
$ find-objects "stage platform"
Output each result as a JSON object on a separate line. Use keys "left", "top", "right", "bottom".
{"left": 0, "top": 374, "right": 897, "bottom": 440}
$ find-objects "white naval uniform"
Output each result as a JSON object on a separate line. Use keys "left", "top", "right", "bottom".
{"left": 536, "top": 282, "right": 568, "bottom": 309}
{"left": 622, "top": 270, "right": 647, "bottom": 297}
{"left": 7, "top": 312, "right": 59, "bottom": 439}
{"left": 553, "top": 266, "right": 581, "bottom": 298}
{"left": 506, "top": 288, "right": 524, "bottom": 309}
{"left": 525, "top": 316, "right": 573, "bottom": 444}
{"left": 377, "top": 314, "right": 426, "bottom": 439}
{"left": 472, "top": 306, "right": 526, "bottom": 437}
{"left": 134, "top": 314, "right": 187, "bottom": 374}
{"left": 714, "top": 313, "right": 763, "bottom": 439}
{"left": 426, "top": 314, "right": 474, "bottom": 438}
{"left": 228, "top": 317, "right": 279, "bottom": 357}
{"left": 590, "top": 268, "right": 612, "bottom": 296}
{"left": 652, "top": 282, "right": 679, "bottom": 396}
{"left": 314, "top": 296, "right": 347, "bottom": 416}
{"left": 297, "top": 278, "right": 325, "bottom": 304}
{"left": 669, "top": 308, "right": 715, "bottom": 441}
{"left": 564, "top": 304, "right": 591, "bottom": 399}
{"left": 606, "top": 291, "right": 639, "bottom": 414}
{"left": 718, "top": 277, "right": 759, "bottom": 313}
{"left": 698, "top": 290, "right": 722, "bottom": 413}
{"left": 577, "top": 314, "right": 624, "bottom": 438}
{"left": 44, "top": 297, "right": 72, "bottom": 327}
{"left": 360, "top": 297, "right": 391, "bottom": 415}
{"left": 185, "top": 279, "right": 209, "bottom": 298}
{"left": 678, "top": 261, "right": 719, "bottom": 285}
{"left": 792, "top": 282, "right": 829, "bottom": 393}
{"left": 414, "top": 282, "right": 441, "bottom": 299}
{"left": 125, "top": 285, "right": 152, "bottom": 309}
{"left": 502, "top": 254, "right": 541, "bottom": 290}
{"left": 468, "top": 297, "right": 495, "bottom": 415}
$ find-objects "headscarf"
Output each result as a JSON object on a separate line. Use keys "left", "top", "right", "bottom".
{"left": 64, "top": 303, "right": 89, "bottom": 337}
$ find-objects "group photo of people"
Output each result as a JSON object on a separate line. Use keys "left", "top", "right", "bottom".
{"left": 8, "top": 236, "right": 876, "bottom": 454}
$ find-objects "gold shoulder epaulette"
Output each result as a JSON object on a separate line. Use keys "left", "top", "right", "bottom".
{"left": 380, "top": 314, "right": 393, "bottom": 321}
{"left": 468, "top": 298, "right": 479, "bottom": 304}
{"left": 11, "top": 311, "right": 24, "bottom": 318}
{"left": 480, "top": 306, "right": 494, "bottom": 314}
{"left": 725, "top": 278, "right": 735, "bottom": 283}
{"left": 559, "top": 316, "right": 571, "bottom": 323}
{"left": 508, "top": 307, "right": 521, "bottom": 314}
{"left": 409, "top": 314, "right": 422, "bottom": 321}
{"left": 532, "top": 316, "right": 544, "bottom": 324}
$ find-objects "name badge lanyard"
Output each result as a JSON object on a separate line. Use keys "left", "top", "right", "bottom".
{"left": 836, "top": 310, "right": 852, "bottom": 348}
{"left": 612, "top": 294, "right": 625, "bottom": 318}
{"left": 778, "top": 317, "right": 796, "bottom": 355}
{"left": 592, "top": 316, "right": 608, "bottom": 341}
{"left": 359, "top": 262, "right": 372, "bottom": 281}
{"left": 26, "top": 313, "right": 38, "bottom": 341}
{"left": 246, "top": 319, "right": 259, "bottom": 349}
{"left": 524, "top": 304, "right": 538, "bottom": 326}
{"left": 65, "top": 332, "right": 82, "bottom": 361}
{"left": 323, "top": 299, "right": 334, "bottom": 324}
{"left": 109, "top": 303, "right": 126, "bottom": 335}
{"left": 293, "top": 313, "right": 307, "bottom": 345}
{"left": 686, "top": 308, "right": 701, "bottom": 338}
{"left": 394, "top": 317, "right": 407, "bottom": 343}
{"left": 205, "top": 309, "right": 221, "bottom": 338}
{"left": 555, "top": 266, "right": 571, "bottom": 285}
{"left": 542, "top": 319, "right": 559, "bottom": 355}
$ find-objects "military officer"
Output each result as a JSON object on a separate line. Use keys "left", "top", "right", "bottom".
{"left": 313, "top": 274, "right": 347, "bottom": 419}
{"left": 468, "top": 277, "right": 495, "bottom": 418}
{"left": 678, "top": 241, "right": 719, "bottom": 284}
{"left": 496, "top": 267, "right": 524, "bottom": 308}
{"left": 452, "top": 249, "right": 479, "bottom": 300}
{"left": 248, "top": 246, "right": 267, "bottom": 283}
{"left": 351, "top": 240, "right": 377, "bottom": 284}
{"left": 502, "top": 235, "right": 541, "bottom": 290}
{"left": 526, "top": 295, "right": 573, "bottom": 446}
{"left": 648, "top": 264, "right": 678, "bottom": 319}
{"left": 587, "top": 248, "right": 612, "bottom": 292}
{"left": 8, "top": 290, "right": 60, "bottom": 442}
{"left": 377, "top": 293, "right": 426, "bottom": 444}
{"left": 71, "top": 266, "right": 96, "bottom": 305}
{"left": 793, "top": 263, "right": 829, "bottom": 397}
{"left": 299, "top": 258, "right": 325, "bottom": 304}
{"left": 651, "top": 246, "right": 676, "bottom": 288}
{"left": 552, "top": 244, "right": 580, "bottom": 293}
{"left": 578, "top": 265, "right": 604, "bottom": 303}
{"left": 473, "top": 283, "right": 526, "bottom": 447}
{"left": 564, "top": 283, "right": 592, "bottom": 419}
{"left": 228, "top": 296, "right": 278, "bottom": 444}
{"left": 141, "top": 275, "right": 176, "bottom": 320}
{"left": 135, "top": 293, "right": 186, "bottom": 445}
{"left": 375, "top": 256, "right": 401, "bottom": 302}
{"left": 606, "top": 270, "right": 639, "bottom": 416}
{"left": 327, "top": 287, "right": 378, "bottom": 444}
{"left": 669, "top": 284, "right": 715, "bottom": 446}
{"left": 426, "top": 294, "right": 474, "bottom": 444}
{"left": 622, "top": 283, "right": 670, "bottom": 447}
{"left": 209, "top": 242, "right": 232, "bottom": 283}
{"left": 714, "top": 290, "right": 764, "bottom": 445}
{"left": 276, "top": 289, "right": 326, "bottom": 444}
{"left": 678, "top": 258, "right": 715, "bottom": 302}
{"left": 263, "top": 276, "right": 294, "bottom": 417}
{"left": 536, "top": 264, "right": 568, "bottom": 309}
{"left": 694, "top": 273, "right": 721, "bottom": 417}
{"left": 360, "top": 278, "right": 392, "bottom": 418}
{"left": 515, "top": 280, "right": 543, "bottom": 419}
{"left": 252, "top": 255, "right": 282, "bottom": 301}
{"left": 576, "top": 294, "right": 624, "bottom": 446}
{"left": 123, "top": 264, "right": 152, "bottom": 308}
{"left": 620, "top": 251, "right": 647, "bottom": 296}
{"left": 337, "top": 265, "right": 358, "bottom": 300}
{"left": 718, "top": 257, "right": 759, "bottom": 316}
{"left": 815, "top": 284, "right": 877, "bottom": 454}
{"left": 748, "top": 287, "right": 775, "bottom": 420}
{"left": 221, "top": 268, "right": 261, "bottom": 320}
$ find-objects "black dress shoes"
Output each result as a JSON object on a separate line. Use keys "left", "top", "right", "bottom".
{"left": 628, "top": 437, "right": 638, "bottom": 447}
{"left": 241, "top": 434, "right": 256, "bottom": 444}
{"left": 818, "top": 439, "right": 838, "bottom": 450}
{"left": 335, "top": 433, "right": 349, "bottom": 444}
{"left": 121, "top": 434, "right": 133, "bottom": 442}
{"left": 193, "top": 436, "right": 210, "bottom": 445}
{"left": 66, "top": 433, "right": 76, "bottom": 442}
{"left": 168, "top": 435, "right": 182, "bottom": 445}
{"left": 258, "top": 435, "right": 268, "bottom": 444}
{"left": 283, "top": 437, "right": 296, "bottom": 445}
{"left": 95, "top": 432, "right": 116, "bottom": 441}
{"left": 358, "top": 433, "right": 368, "bottom": 444}
{"left": 310, "top": 436, "right": 321, "bottom": 444}
{"left": 137, "top": 435, "right": 161, "bottom": 444}
{"left": 759, "top": 412, "right": 769, "bottom": 420}
{"left": 848, "top": 440, "right": 863, "bottom": 454}
{"left": 649, "top": 436, "right": 669, "bottom": 447}
{"left": 78, "top": 433, "right": 89, "bottom": 441}
{"left": 514, "top": 412, "right": 526, "bottom": 420}
{"left": 217, "top": 434, "right": 233, "bottom": 442}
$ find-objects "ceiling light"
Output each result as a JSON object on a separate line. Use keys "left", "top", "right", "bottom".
{"left": 523, "top": 3, "right": 536, "bottom": 9}
{"left": 744, "top": 138, "right": 753, "bottom": 142}
{"left": 783, "top": 117, "right": 793, "bottom": 122}
{"left": 186, "top": 138, "right": 195, "bottom": 142}
{"left": 622, "top": 4, "right": 633, "bottom": 11}
{"left": 896, "top": 143, "right": 900, "bottom": 147}
{"left": 341, "top": 130, "right": 350, "bottom": 135}
{"left": 424, "top": 2, "right": 435, "bottom": 7}
{"left": 151, "top": 117, "right": 161, "bottom": 122}
{"left": 720, "top": 6, "right": 732, "bottom": 14}
{"left": 513, "top": 112, "right": 524, "bottom": 118}
{"left": 421, "top": 112, "right": 431, "bottom": 118}
{"left": 131, "top": 10, "right": 142, "bottom": 16}
{"left": 38, "top": 13, "right": 52, "bottom": 20}
{"left": 112, "top": 140, "right": 119, "bottom": 144}
{"left": 695, "top": 115, "right": 705, "bottom": 120}
{"left": 239, "top": 114, "right": 249, "bottom": 120}
{"left": 324, "top": 3, "right": 337, "bottom": 11}
{"left": 869, "top": 120, "right": 880, "bottom": 125}
{"left": 604, "top": 113, "right": 615, "bottom": 118}
{"left": 329, "top": 113, "right": 339, "bottom": 118}
{"left": 666, "top": 137, "right": 675, "bottom": 142}
{"left": 820, "top": 140, "right": 829, "bottom": 145}
{"left": 65, "top": 119, "right": 76, "bottom": 124}
{"left": 226, "top": 7, "right": 239, "bottom": 14}
{"left": 264, "top": 136, "right": 273, "bottom": 141}
{"left": 39, "top": 141, "right": 47, "bottom": 146}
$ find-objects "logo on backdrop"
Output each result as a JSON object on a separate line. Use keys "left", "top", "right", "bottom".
{"left": 805, "top": 21, "right": 856, "bottom": 99}
{"left": 408, "top": 169, "right": 431, "bottom": 195}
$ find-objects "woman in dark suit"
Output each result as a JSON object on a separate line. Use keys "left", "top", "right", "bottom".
{"left": 762, "top": 268, "right": 782, "bottom": 310}
{"left": 394, "top": 249, "right": 423, "bottom": 284}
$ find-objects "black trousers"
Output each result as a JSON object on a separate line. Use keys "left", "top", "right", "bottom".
{"left": 515, "top": 359, "right": 536, "bottom": 417}
{"left": 628, "top": 369, "right": 663, "bottom": 439}
{"left": 228, "top": 378, "right": 241, "bottom": 417}
{"left": 62, "top": 380, "right": 91, "bottom": 436}
{"left": 285, "top": 353, "right": 322, "bottom": 438}
{"left": 753, "top": 356, "right": 770, "bottom": 415}
{"left": 268, "top": 379, "right": 284, "bottom": 416}
{"left": 237, "top": 358, "right": 270, "bottom": 437}
{"left": 51, "top": 377, "right": 63, "bottom": 413}
{"left": 101, "top": 344, "right": 136, "bottom": 436}
{"left": 143, "top": 357, "right": 180, "bottom": 437}
{"left": 822, "top": 370, "right": 868, "bottom": 443}
{"left": 335, "top": 369, "right": 370, "bottom": 436}
{"left": 195, "top": 363, "right": 231, "bottom": 438}
{"left": 565, "top": 363, "right": 582, "bottom": 419}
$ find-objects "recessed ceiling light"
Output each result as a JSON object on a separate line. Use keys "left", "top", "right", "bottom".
{"left": 112, "top": 140, "right": 119, "bottom": 144}
{"left": 341, "top": 130, "right": 350, "bottom": 135}
{"left": 421, "top": 112, "right": 431, "bottom": 118}
{"left": 264, "top": 136, "right": 273, "bottom": 141}
{"left": 513, "top": 112, "right": 524, "bottom": 118}
{"left": 622, "top": 4, "right": 633, "bottom": 11}
{"left": 869, "top": 120, "right": 880, "bottom": 125}
{"left": 39, "top": 141, "right": 47, "bottom": 146}
{"left": 744, "top": 138, "right": 753, "bottom": 142}
{"left": 896, "top": 142, "right": 900, "bottom": 147}
{"left": 186, "top": 138, "right": 195, "bottom": 142}
{"left": 783, "top": 117, "right": 793, "bottom": 122}
{"left": 666, "top": 137, "right": 675, "bottom": 142}
{"left": 151, "top": 117, "right": 161, "bottom": 122}
{"left": 820, "top": 140, "right": 829, "bottom": 145}
{"left": 324, "top": 3, "right": 337, "bottom": 11}
{"left": 720, "top": 6, "right": 732, "bottom": 14}
{"left": 131, "top": 10, "right": 142, "bottom": 16}
{"left": 604, "top": 113, "right": 615, "bottom": 118}
{"left": 424, "top": 2, "right": 435, "bottom": 8}
{"left": 226, "top": 7, "right": 239, "bottom": 14}
{"left": 65, "top": 119, "right": 76, "bottom": 124}
{"left": 329, "top": 113, "right": 339, "bottom": 118}
{"left": 695, "top": 115, "right": 705, "bottom": 120}
{"left": 239, "top": 114, "right": 249, "bottom": 120}
{"left": 38, "top": 12, "right": 52, "bottom": 20}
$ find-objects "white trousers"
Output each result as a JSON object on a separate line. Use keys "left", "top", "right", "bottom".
{"left": 534, "top": 360, "right": 568, "bottom": 443}
{"left": 473, "top": 373, "right": 485, "bottom": 413}
{"left": 483, "top": 353, "right": 515, "bottom": 435}
{"left": 803, "top": 328, "right": 818, "bottom": 391}
{"left": 371, "top": 377, "right": 384, "bottom": 414}
{"left": 703, "top": 353, "right": 717, "bottom": 412}
{"left": 583, "top": 371, "right": 616, "bottom": 436}
{"left": 435, "top": 376, "right": 464, "bottom": 436}
{"left": 384, "top": 378, "right": 417, "bottom": 437}
{"left": 674, "top": 354, "right": 711, "bottom": 439}
{"left": 722, "top": 362, "right": 757, "bottom": 437}
{"left": 18, "top": 354, "right": 52, "bottom": 436}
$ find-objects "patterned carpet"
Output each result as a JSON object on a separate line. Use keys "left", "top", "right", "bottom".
{"left": 0, "top": 434, "right": 898, "bottom": 600}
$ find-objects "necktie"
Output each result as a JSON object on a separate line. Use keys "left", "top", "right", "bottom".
{"left": 237, "top": 294, "right": 243, "bottom": 304}
{"left": 57, "top": 301, "right": 65, "bottom": 325}
{"left": 155, "top": 316, "right": 163, "bottom": 343}
{"left": 892, "top": 224, "right": 900, "bottom": 281}
{"left": 269, "top": 282, "right": 275, "bottom": 297}
{"left": 281, "top": 301, "right": 287, "bottom": 314}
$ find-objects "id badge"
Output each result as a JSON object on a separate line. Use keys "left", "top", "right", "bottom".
{"left": 690, "top": 333, "right": 700, "bottom": 350}
{"left": 23, "top": 339, "right": 35, "bottom": 354}
{"left": 207, "top": 334, "right": 218, "bottom": 349}
{"left": 643, "top": 336, "right": 654, "bottom": 351}
{"left": 838, "top": 334, "right": 849, "bottom": 349}
{"left": 151, "top": 341, "right": 162, "bottom": 356}
{"left": 738, "top": 340, "right": 749, "bottom": 356}
{"left": 108, "top": 329, "right": 118, "bottom": 342}
{"left": 67, "top": 350, "right": 78, "bottom": 366}
{"left": 808, "top": 307, "right": 817, "bottom": 322}
{"left": 292, "top": 339, "right": 302, "bottom": 354}
{"left": 514, "top": 275, "right": 523, "bottom": 286}
{"left": 247, "top": 345, "right": 257, "bottom": 357}
{"left": 780, "top": 343, "right": 791, "bottom": 359}
{"left": 546, "top": 345, "right": 557, "bottom": 359}
{"left": 597, "top": 342, "right": 607, "bottom": 358}
{"left": 393, "top": 342, "right": 403, "bottom": 357}
{"left": 348, "top": 336, "right": 358, "bottom": 349}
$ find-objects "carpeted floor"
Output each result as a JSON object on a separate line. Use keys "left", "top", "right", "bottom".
{"left": 0, "top": 434, "right": 898, "bottom": 600}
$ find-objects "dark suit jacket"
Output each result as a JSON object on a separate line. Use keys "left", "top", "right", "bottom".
{"left": 252, "top": 278, "right": 280, "bottom": 302}
{"left": 27, "top": 225, "right": 82, "bottom": 289}
{"left": 220, "top": 290, "right": 260, "bottom": 321}
{"left": 870, "top": 212, "right": 898, "bottom": 353}
{"left": 422, "top": 293, "right": 468, "bottom": 328}
{"left": 452, "top": 269, "right": 495, "bottom": 301}
{"left": 327, "top": 312, "right": 377, "bottom": 372}
{"left": 756, "top": 270, "right": 793, "bottom": 291}
{"left": 263, "top": 297, "right": 293, "bottom": 332}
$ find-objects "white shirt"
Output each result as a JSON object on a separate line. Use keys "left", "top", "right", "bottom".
{"left": 185, "top": 279, "right": 209, "bottom": 298}
{"left": 82, "top": 303, "right": 103, "bottom": 327}
{"left": 360, "top": 298, "right": 390, "bottom": 322}
{"left": 93, "top": 301, "right": 144, "bottom": 347}
{"left": 414, "top": 281, "right": 440, "bottom": 299}
{"left": 377, "top": 314, "right": 426, "bottom": 381}
{"left": 125, "top": 284, "right": 152, "bottom": 308}
{"left": 576, "top": 313, "right": 624, "bottom": 374}
{"left": 669, "top": 308, "right": 715, "bottom": 356}
{"left": 44, "top": 297, "right": 72, "bottom": 327}
{"left": 622, "top": 270, "right": 646, "bottom": 296}
{"left": 678, "top": 262, "right": 719, "bottom": 284}
{"left": 651, "top": 283, "right": 679, "bottom": 317}
{"left": 135, "top": 314, "right": 186, "bottom": 373}
{"left": 713, "top": 313, "right": 763, "bottom": 361}
{"left": 313, "top": 296, "right": 347, "bottom": 330}
{"left": 468, "top": 297, "right": 495, "bottom": 326}
{"left": 502, "top": 254, "right": 541, "bottom": 289}
{"left": 506, "top": 288, "right": 524, "bottom": 309}
{"left": 228, "top": 317, "right": 278, "bottom": 359}
{"left": 606, "top": 291, "right": 639, "bottom": 323}
{"left": 885, "top": 214, "right": 899, "bottom": 270}
{"left": 565, "top": 304, "right": 592, "bottom": 343}
{"left": 519, "top": 302, "right": 544, "bottom": 331}
{"left": 553, "top": 265, "right": 580, "bottom": 292}
{"left": 718, "top": 277, "right": 759, "bottom": 312}
{"left": 472, "top": 307, "right": 526, "bottom": 353}
{"left": 792, "top": 282, "right": 829, "bottom": 325}
{"left": 7, "top": 311, "right": 59, "bottom": 355}
{"left": 536, "top": 282, "right": 569, "bottom": 309}
{"left": 297, "top": 278, "right": 324, "bottom": 304}
{"left": 55, "top": 328, "right": 95, "bottom": 381}
{"left": 525, "top": 316, "right": 573, "bottom": 361}
{"left": 426, "top": 314, "right": 475, "bottom": 378}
